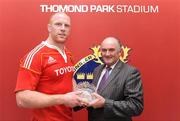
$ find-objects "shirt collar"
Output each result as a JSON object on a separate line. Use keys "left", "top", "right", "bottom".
{"left": 105, "top": 60, "right": 119, "bottom": 70}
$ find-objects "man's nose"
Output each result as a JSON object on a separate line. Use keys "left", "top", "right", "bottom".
{"left": 60, "top": 25, "right": 65, "bottom": 31}
{"left": 105, "top": 51, "right": 110, "bottom": 55}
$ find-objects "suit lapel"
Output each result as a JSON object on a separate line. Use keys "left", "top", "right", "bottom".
{"left": 98, "top": 60, "right": 123, "bottom": 94}
{"left": 92, "top": 64, "right": 105, "bottom": 86}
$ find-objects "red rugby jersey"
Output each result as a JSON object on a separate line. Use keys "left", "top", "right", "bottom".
{"left": 15, "top": 41, "right": 74, "bottom": 121}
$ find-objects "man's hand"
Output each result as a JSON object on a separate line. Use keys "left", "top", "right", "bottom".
{"left": 62, "top": 91, "right": 82, "bottom": 107}
{"left": 62, "top": 91, "right": 89, "bottom": 108}
{"left": 88, "top": 93, "right": 105, "bottom": 108}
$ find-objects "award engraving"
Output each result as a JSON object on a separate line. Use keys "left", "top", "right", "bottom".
{"left": 75, "top": 81, "right": 96, "bottom": 102}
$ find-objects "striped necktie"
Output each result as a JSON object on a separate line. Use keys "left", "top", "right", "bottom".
{"left": 97, "top": 67, "right": 112, "bottom": 92}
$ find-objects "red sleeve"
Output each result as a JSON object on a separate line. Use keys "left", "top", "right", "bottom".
{"left": 15, "top": 49, "right": 43, "bottom": 92}
{"left": 20, "top": 51, "right": 42, "bottom": 74}
{"left": 15, "top": 68, "right": 40, "bottom": 92}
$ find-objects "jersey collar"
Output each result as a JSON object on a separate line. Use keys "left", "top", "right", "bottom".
{"left": 42, "top": 41, "right": 67, "bottom": 63}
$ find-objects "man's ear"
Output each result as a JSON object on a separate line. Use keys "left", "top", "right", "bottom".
{"left": 48, "top": 24, "right": 52, "bottom": 32}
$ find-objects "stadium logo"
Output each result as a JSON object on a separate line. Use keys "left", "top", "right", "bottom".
{"left": 74, "top": 45, "right": 131, "bottom": 84}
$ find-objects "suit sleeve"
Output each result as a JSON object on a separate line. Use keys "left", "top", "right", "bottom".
{"left": 104, "top": 68, "right": 144, "bottom": 117}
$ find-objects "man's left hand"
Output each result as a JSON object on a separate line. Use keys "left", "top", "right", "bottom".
{"left": 88, "top": 93, "right": 105, "bottom": 108}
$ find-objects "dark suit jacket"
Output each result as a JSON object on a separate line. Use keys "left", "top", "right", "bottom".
{"left": 88, "top": 60, "right": 144, "bottom": 121}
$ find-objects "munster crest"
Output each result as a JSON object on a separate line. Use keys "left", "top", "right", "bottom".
{"left": 74, "top": 45, "right": 131, "bottom": 84}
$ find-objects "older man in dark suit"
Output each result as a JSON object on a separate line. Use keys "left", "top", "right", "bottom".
{"left": 88, "top": 37, "right": 144, "bottom": 121}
